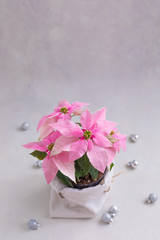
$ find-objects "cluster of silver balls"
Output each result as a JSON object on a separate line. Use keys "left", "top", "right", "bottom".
{"left": 128, "top": 134, "right": 158, "bottom": 204}
{"left": 102, "top": 205, "right": 118, "bottom": 224}
{"left": 101, "top": 133, "right": 158, "bottom": 226}
{"left": 128, "top": 134, "right": 139, "bottom": 168}
{"left": 127, "top": 160, "right": 139, "bottom": 169}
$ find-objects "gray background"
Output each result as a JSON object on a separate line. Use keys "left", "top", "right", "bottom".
{"left": 0, "top": 0, "right": 160, "bottom": 239}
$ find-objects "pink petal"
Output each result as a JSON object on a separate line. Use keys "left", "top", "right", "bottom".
{"left": 58, "top": 113, "right": 71, "bottom": 120}
{"left": 53, "top": 107, "right": 61, "bottom": 113}
{"left": 70, "top": 139, "right": 88, "bottom": 161}
{"left": 54, "top": 151, "right": 70, "bottom": 162}
{"left": 42, "top": 157, "right": 58, "bottom": 184}
{"left": 113, "top": 132, "right": 127, "bottom": 152}
{"left": 57, "top": 100, "right": 71, "bottom": 108}
{"left": 22, "top": 141, "right": 47, "bottom": 152}
{"left": 39, "top": 116, "right": 57, "bottom": 139}
{"left": 107, "top": 147, "right": 116, "bottom": 166}
{"left": 51, "top": 136, "right": 77, "bottom": 155}
{"left": 121, "top": 134, "right": 127, "bottom": 151}
{"left": 113, "top": 127, "right": 118, "bottom": 132}
{"left": 93, "top": 133, "right": 112, "bottom": 148}
{"left": 97, "top": 120, "right": 117, "bottom": 135}
{"left": 50, "top": 120, "right": 83, "bottom": 138}
{"left": 80, "top": 109, "right": 93, "bottom": 129}
{"left": 53, "top": 157, "right": 75, "bottom": 182}
{"left": 72, "top": 101, "right": 89, "bottom": 108}
{"left": 73, "top": 109, "right": 85, "bottom": 115}
{"left": 87, "top": 139, "right": 93, "bottom": 151}
{"left": 37, "top": 113, "right": 58, "bottom": 132}
{"left": 87, "top": 144, "right": 109, "bottom": 172}
{"left": 112, "top": 141, "right": 121, "bottom": 152}
{"left": 92, "top": 107, "right": 106, "bottom": 124}
{"left": 48, "top": 131, "right": 61, "bottom": 143}
{"left": 37, "top": 115, "right": 48, "bottom": 132}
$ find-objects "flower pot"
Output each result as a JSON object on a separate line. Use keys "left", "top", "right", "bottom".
{"left": 50, "top": 168, "right": 113, "bottom": 218}
{"left": 72, "top": 167, "right": 108, "bottom": 189}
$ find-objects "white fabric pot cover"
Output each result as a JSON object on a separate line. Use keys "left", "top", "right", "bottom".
{"left": 50, "top": 170, "right": 113, "bottom": 218}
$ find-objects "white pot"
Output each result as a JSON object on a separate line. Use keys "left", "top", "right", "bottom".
{"left": 50, "top": 169, "right": 113, "bottom": 219}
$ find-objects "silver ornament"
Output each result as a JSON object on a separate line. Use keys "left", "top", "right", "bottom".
{"left": 147, "top": 193, "right": 158, "bottom": 203}
{"left": 21, "top": 122, "right": 30, "bottom": 131}
{"left": 130, "top": 134, "right": 139, "bottom": 142}
{"left": 127, "top": 160, "right": 139, "bottom": 169}
{"left": 109, "top": 205, "right": 118, "bottom": 217}
{"left": 34, "top": 160, "right": 43, "bottom": 168}
{"left": 27, "top": 219, "right": 40, "bottom": 230}
{"left": 102, "top": 213, "right": 113, "bottom": 224}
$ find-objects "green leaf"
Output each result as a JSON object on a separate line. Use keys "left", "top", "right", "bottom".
{"left": 76, "top": 122, "right": 82, "bottom": 127}
{"left": 77, "top": 153, "right": 91, "bottom": 175}
{"left": 75, "top": 161, "right": 86, "bottom": 181}
{"left": 56, "top": 171, "right": 73, "bottom": 188}
{"left": 110, "top": 162, "right": 114, "bottom": 171}
{"left": 30, "top": 150, "right": 47, "bottom": 160}
{"left": 89, "top": 165, "right": 99, "bottom": 180}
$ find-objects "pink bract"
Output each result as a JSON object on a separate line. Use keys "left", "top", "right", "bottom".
{"left": 42, "top": 152, "right": 75, "bottom": 184}
{"left": 50, "top": 108, "right": 118, "bottom": 172}
{"left": 23, "top": 101, "right": 127, "bottom": 185}
{"left": 112, "top": 128, "right": 127, "bottom": 152}
{"left": 22, "top": 131, "right": 75, "bottom": 184}
{"left": 23, "top": 131, "right": 61, "bottom": 152}
{"left": 37, "top": 100, "right": 89, "bottom": 139}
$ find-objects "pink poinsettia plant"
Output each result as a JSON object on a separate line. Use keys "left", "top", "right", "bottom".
{"left": 23, "top": 100, "right": 126, "bottom": 187}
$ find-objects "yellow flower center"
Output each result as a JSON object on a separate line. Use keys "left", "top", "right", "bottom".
{"left": 60, "top": 107, "right": 68, "bottom": 114}
{"left": 83, "top": 130, "right": 92, "bottom": 140}
{"left": 47, "top": 143, "right": 54, "bottom": 151}
{"left": 110, "top": 131, "right": 114, "bottom": 135}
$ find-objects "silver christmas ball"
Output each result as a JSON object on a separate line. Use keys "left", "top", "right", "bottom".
{"left": 130, "top": 134, "right": 139, "bottom": 142}
{"left": 109, "top": 205, "right": 118, "bottom": 217}
{"left": 102, "top": 213, "right": 113, "bottom": 224}
{"left": 147, "top": 193, "right": 158, "bottom": 203}
{"left": 34, "top": 160, "right": 43, "bottom": 168}
{"left": 128, "top": 160, "right": 139, "bottom": 169}
{"left": 21, "top": 122, "right": 30, "bottom": 131}
{"left": 27, "top": 219, "right": 40, "bottom": 230}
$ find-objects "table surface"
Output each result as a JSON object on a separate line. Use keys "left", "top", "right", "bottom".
{"left": 1, "top": 1, "right": 160, "bottom": 239}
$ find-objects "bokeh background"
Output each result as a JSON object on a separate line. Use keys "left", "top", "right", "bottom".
{"left": 0, "top": 1, "right": 160, "bottom": 239}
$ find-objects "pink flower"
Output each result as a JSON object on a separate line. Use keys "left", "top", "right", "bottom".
{"left": 37, "top": 100, "right": 89, "bottom": 139}
{"left": 42, "top": 152, "right": 75, "bottom": 184}
{"left": 22, "top": 131, "right": 75, "bottom": 184}
{"left": 111, "top": 128, "right": 127, "bottom": 152}
{"left": 53, "top": 100, "right": 89, "bottom": 119}
{"left": 50, "top": 108, "right": 117, "bottom": 172}
{"left": 23, "top": 131, "right": 61, "bottom": 153}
